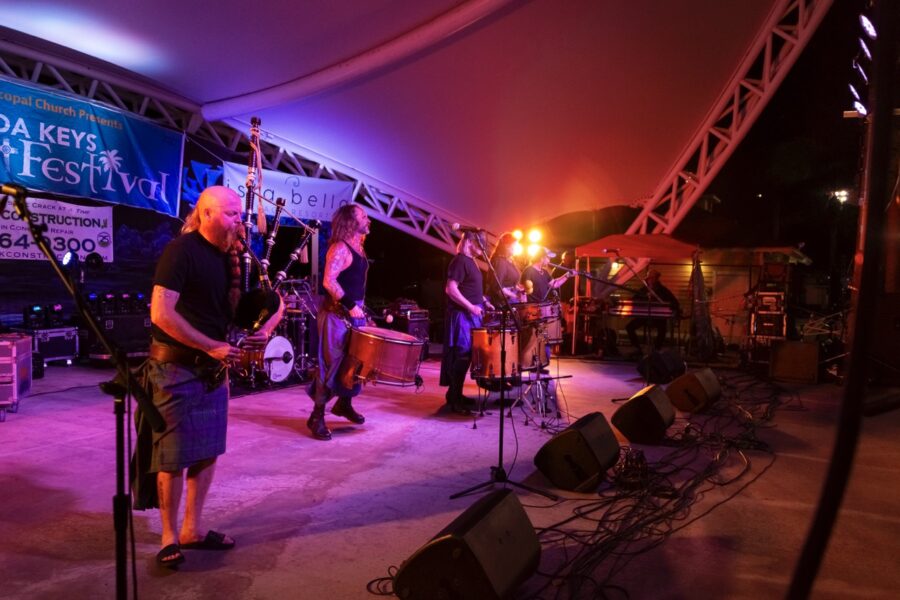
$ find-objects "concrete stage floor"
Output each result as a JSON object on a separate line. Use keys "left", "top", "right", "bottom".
{"left": 0, "top": 356, "right": 898, "bottom": 599}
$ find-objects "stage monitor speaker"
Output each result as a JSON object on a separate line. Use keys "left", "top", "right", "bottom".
{"left": 611, "top": 385, "right": 675, "bottom": 445}
{"left": 533, "top": 412, "right": 620, "bottom": 491}
{"left": 393, "top": 488, "right": 539, "bottom": 600}
{"left": 769, "top": 340, "right": 819, "bottom": 384}
{"left": 637, "top": 348, "right": 686, "bottom": 383}
{"left": 666, "top": 368, "right": 721, "bottom": 412}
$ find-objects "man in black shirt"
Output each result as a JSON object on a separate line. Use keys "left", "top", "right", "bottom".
{"left": 440, "top": 230, "right": 492, "bottom": 412}
{"left": 145, "top": 186, "right": 282, "bottom": 568}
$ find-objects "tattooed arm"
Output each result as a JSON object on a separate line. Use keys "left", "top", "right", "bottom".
{"left": 323, "top": 242, "right": 365, "bottom": 319}
{"left": 150, "top": 285, "right": 240, "bottom": 362}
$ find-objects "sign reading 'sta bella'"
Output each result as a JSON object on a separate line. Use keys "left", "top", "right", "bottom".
{"left": 0, "top": 77, "right": 184, "bottom": 216}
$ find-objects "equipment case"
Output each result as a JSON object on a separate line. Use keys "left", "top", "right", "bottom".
{"left": 0, "top": 333, "right": 32, "bottom": 420}
{"left": 12, "top": 326, "right": 79, "bottom": 364}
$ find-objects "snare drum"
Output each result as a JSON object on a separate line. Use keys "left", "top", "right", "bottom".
{"left": 237, "top": 335, "right": 295, "bottom": 382}
{"left": 511, "top": 301, "right": 560, "bottom": 325}
{"left": 471, "top": 328, "right": 519, "bottom": 380}
{"left": 339, "top": 326, "right": 424, "bottom": 387}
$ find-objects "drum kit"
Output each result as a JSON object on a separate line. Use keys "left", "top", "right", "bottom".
{"left": 230, "top": 278, "right": 319, "bottom": 386}
{"left": 472, "top": 300, "right": 562, "bottom": 380}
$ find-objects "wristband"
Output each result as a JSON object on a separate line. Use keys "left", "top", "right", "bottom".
{"left": 340, "top": 296, "right": 356, "bottom": 310}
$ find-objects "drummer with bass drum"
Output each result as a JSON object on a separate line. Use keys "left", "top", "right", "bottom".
{"left": 519, "top": 247, "right": 572, "bottom": 408}
{"left": 306, "top": 204, "right": 371, "bottom": 441}
{"left": 521, "top": 247, "right": 572, "bottom": 304}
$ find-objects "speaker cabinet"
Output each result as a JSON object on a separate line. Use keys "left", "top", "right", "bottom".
{"left": 637, "top": 348, "right": 686, "bottom": 383}
{"left": 666, "top": 368, "right": 721, "bottom": 412}
{"left": 769, "top": 340, "right": 819, "bottom": 384}
{"left": 394, "top": 489, "right": 539, "bottom": 600}
{"left": 611, "top": 385, "right": 675, "bottom": 444}
{"left": 534, "top": 412, "right": 620, "bottom": 491}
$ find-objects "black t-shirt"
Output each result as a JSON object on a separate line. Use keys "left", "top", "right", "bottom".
{"left": 487, "top": 256, "right": 520, "bottom": 305}
{"left": 522, "top": 265, "right": 552, "bottom": 302}
{"left": 446, "top": 253, "right": 483, "bottom": 309}
{"left": 152, "top": 231, "right": 233, "bottom": 347}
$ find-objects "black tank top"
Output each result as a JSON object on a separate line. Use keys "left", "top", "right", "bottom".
{"left": 337, "top": 242, "right": 368, "bottom": 303}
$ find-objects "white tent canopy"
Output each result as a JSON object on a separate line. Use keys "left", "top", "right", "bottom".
{"left": 0, "top": 0, "right": 827, "bottom": 236}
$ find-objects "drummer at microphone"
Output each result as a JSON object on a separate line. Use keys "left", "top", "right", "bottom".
{"left": 306, "top": 204, "right": 371, "bottom": 441}
{"left": 440, "top": 229, "right": 493, "bottom": 413}
{"left": 521, "top": 247, "right": 572, "bottom": 303}
{"left": 487, "top": 232, "right": 525, "bottom": 306}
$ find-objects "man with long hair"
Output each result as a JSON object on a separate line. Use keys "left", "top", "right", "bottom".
{"left": 487, "top": 232, "right": 524, "bottom": 307}
{"left": 440, "top": 230, "right": 492, "bottom": 412}
{"left": 142, "top": 186, "right": 281, "bottom": 568}
{"left": 307, "top": 203, "right": 371, "bottom": 440}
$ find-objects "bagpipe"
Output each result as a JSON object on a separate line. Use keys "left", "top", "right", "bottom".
{"left": 230, "top": 117, "right": 321, "bottom": 383}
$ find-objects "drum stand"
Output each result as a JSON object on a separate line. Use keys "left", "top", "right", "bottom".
{"left": 292, "top": 312, "right": 313, "bottom": 378}
{"left": 451, "top": 237, "right": 556, "bottom": 501}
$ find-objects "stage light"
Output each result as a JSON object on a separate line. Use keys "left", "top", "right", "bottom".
{"left": 852, "top": 59, "right": 868, "bottom": 85}
{"left": 859, "top": 14, "right": 876, "bottom": 40}
{"left": 833, "top": 190, "right": 850, "bottom": 204}
{"left": 512, "top": 230, "right": 523, "bottom": 241}
{"left": 62, "top": 251, "right": 79, "bottom": 267}
{"left": 853, "top": 101, "right": 868, "bottom": 116}
{"left": 511, "top": 241, "right": 524, "bottom": 256}
{"left": 527, "top": 229, "right": 542, "bottom": 243}
{"left": 85, "top": 252, "right": 104, "bottom": 271}
{"left": 849, "top": 83, "right": 861, "bottom": 101}
{"left": 858, "top": 37, "right": 872, "bottom": 61}
{"left": 609, "top": 260, "right": 623, "bottom": 276}
{"left": 526, "top": 244, "right": 541, "bottom": 258}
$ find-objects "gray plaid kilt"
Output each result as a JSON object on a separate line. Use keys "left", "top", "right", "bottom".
{"left": 146, "top": 359, "right": 229, "bottom": 472}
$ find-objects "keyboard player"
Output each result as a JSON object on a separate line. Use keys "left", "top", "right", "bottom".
{"left": 625, "top": 269, "right": 680, "bottom": 355}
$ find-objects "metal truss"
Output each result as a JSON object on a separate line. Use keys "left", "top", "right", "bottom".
{"left": 0, "top": 0, "right": 832, "bottom": 262}
{"left": 0, "top": 45, "right": 463, "bottom": 254}
{"left": 617, "top": 0, "right": 834, "bottom": 281}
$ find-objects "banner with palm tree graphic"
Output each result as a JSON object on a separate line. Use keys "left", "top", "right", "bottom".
{"left": 0, "top": 77, "right": 183, "bottom": 216}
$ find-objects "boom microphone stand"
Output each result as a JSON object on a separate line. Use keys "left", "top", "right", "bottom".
{"left": 2, "top": 183, "right": 164, "bottom": 600}
{"left": 450, "top": 233, "right": 556, "bottom": 501}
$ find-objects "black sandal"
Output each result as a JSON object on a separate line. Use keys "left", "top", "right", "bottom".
{"left": 181, "top": 530, "right": 235, "bottom": 550}
{"left": 156, "top": 543, "right": 185, "bottom": 568}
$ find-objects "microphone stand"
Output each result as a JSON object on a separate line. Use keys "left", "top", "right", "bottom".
{"left": 3, "top": 184, "right": 164, "bottom": 600}
{"left": 450, "top": 235, "right": 556, "bottom": 501}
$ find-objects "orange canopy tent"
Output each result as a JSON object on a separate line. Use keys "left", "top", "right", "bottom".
{"left": 575, "top": 234, "right": 699, "bottom": 260}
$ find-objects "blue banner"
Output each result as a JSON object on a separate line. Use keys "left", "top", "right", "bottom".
{"left": 0, "top": 77, "right": 183, "bottom": 216}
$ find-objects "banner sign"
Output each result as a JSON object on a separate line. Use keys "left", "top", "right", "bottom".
{"left": 0, "top": 198, "right": 114, "bottom": 262}
{"left": 221, "top": 161, "right": 354, "bottom": 222}
{"left": 0, "top": 77, "right": 184, "bottom": 216}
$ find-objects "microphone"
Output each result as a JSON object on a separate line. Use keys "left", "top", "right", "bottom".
{"left": 451, "top": 223, "right": 484, "bottom": 233}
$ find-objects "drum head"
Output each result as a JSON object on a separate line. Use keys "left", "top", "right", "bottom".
{"left": 356, "top": 325, "right": 421, "bottom": 343}
{"left": 263, "top": 335, "right": 294, "bottom": 382}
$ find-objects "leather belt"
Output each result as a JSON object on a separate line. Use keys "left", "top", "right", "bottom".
{"left": 149, "top": 342, "right": 215, "bottom": 368}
